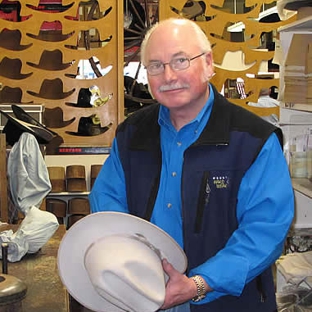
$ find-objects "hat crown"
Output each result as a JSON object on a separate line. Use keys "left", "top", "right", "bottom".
{"left": 84, "top": 235, "right": 165, "bottom": 312}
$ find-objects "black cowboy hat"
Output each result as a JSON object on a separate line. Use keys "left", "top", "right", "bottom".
{"left": 27, "top": 78, "right": 75, "bottom": 100}
{"left": 65, "top": 88, "right": 92, "bottom": 108}
{"left": 0, "top": 109, "right": 55, "bottom": 146}
{"left": 66, "top": 114, "right": 112, "bottom": 137}
{"left": 43, "top": 107, "right": 75, "bottom": 128}
{"left": 11, "top": 104, "right": 59, "bottom": 135}
{"left": 0, "top": 29, "right": 32, "bottom": 51}
{"left": 26, "top": 21, "right": 75, "bottom": 42}
{"left": 0, "top": 57, "right": 32, "bottom": 80}
{"left": 26, "top": 49, "right": 74, "bottom": 71}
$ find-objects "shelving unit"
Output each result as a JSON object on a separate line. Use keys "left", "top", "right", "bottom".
{"left": 278, "top": 15, "right": 312, "bottom": 200}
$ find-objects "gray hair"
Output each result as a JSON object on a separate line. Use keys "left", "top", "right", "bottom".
{"left": 140, "top": 18, "right": 212, "bottom": 65}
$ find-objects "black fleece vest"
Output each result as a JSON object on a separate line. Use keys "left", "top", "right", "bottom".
{"left": 116, "top": 85, "right": 282, "bottom": 312}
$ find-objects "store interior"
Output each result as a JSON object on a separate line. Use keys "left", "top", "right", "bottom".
{"left": 0, "top": 0, "right": 312, "bottom": 311}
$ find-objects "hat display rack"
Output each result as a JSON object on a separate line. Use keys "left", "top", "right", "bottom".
{"left": 0, "top": 0, "right": 124, "bottom": 152}
{"left": 157, "top": 0, "right": 296, "bottom": 119}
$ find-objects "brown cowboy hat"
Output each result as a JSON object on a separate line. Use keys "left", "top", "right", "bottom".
{"left": 43, "top": 107, "right": 75, "bottom": 128}
{"left": 27, "top": 78, "right": 75, "bottom": 100}
{"left": 0, "top": 29, "right": 32, "bottom": 51}
{"left": 66, "top": 114, "right": 112, "bottom": 137}
{"left": 0, "top": 57, "right": 32, "bottom": 80}
{"left": 0, "top": 86, "right": 33, "bottom": 104}
{"left": 26, "top": 49, "right": 74, "bottom": 71}
{"left": 26, "top": 21, "right": 75, "bottom": 42}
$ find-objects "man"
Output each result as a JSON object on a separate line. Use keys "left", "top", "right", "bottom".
{"left": 89, "top": 18, "right": 294, "bottom": 312}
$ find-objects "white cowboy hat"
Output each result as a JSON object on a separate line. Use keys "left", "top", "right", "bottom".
{"left": 57, "top": 212, "right": 187, "bottom": 312}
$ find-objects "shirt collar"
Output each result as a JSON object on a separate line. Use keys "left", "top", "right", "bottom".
{"left": 158, "top": 84, "right": 214, "bottom": 129}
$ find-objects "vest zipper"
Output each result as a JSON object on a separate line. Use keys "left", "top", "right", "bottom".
{"left": 194, "top": 171, "right": 210, "bottom": 233}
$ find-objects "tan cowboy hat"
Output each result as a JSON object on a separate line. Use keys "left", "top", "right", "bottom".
{"left": 58, "top": 212, "right": 187, "bottom": 312}
{"left": 26, "top": 49, "right": 74, "bottom": 71}
{"left": 43, "top": 107, "right": 75, "bottom": 128}
{"left": 27, "top": 78, "right": 75, "bottom": 100}
{"left": 0, "top": 57, "right": 32, "bottom": 80}
{"left": 0, "top": 29, "right": 32, "bottom": 51}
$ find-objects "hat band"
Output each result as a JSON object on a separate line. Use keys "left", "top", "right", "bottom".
{"left": 131, "top": 233, "right": 162, "bottom": 260}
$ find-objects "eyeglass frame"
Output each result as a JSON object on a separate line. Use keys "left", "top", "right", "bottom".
{"left": 144, "top": 52, "right": 207, "bottom": 76}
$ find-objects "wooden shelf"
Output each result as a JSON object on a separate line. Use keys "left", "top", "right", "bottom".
{"left": 292, "top": 178, "right": 312, "bottom": 199}
{"left": 278, "top": 15, "right": 312, "bottom": 32}
{"left": 281, "top": 102, "right": 312, "bottom": 112}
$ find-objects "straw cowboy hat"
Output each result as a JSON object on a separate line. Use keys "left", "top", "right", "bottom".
{"left": 66, "top": 115, "right": 112, "bottom": 137}
{"left": 43, "top": 107, "right": 75, "bottom": 128}
{"left": 26, "top": 49, "right": 74, "bottom": 71}
{"left": 58, "top": 211, "right": 187, "bottom": 312}
{"left": 26, "top": 21, "right": 75, "bottom": 42}
{"left": 0, "top": 57, "right": 32, "bottom": 80}
{"left": 27, "top": 78, "right": 75, "bottom": 100}
{"left": 0, "top": 29, "right": 32, "bottom": 51}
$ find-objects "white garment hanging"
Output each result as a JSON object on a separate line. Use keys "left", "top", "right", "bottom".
{"left": 7, "top": 132, "right": 51, "bottom": 215}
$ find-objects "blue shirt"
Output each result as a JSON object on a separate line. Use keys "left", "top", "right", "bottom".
{"left": 89, "top": 85, "right": 294, "bottom": 302}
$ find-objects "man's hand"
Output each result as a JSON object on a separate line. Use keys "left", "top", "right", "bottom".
{"left": 160, "top": 259, "right": 198, "bottom": 309}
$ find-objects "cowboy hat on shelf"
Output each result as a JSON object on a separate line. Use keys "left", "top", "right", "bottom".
{"left": 66, "top": 86, "right": 113, "bottom": 107}
{"left": 66, "top": 114, "right": 112, "bottom": 137}
{"left": 0, "top": 29, "right": 32, "bottom": 51}
{"left": 58, "top": 211, "right": 187, "bottom": 312}
{"left": 27, "top": 78, "right": 75, "bottom": 100}
{"left": 0, "top": 110, "right": 55, "bottom": 146}
{"left": 26, "top": 1, "right": 74, "bottom": 12}
{"left": 0, "top": 57, "right": 32, "bottom": 80}
{"left": 65, "top": 88, "right": 93, "bottom": 108}
{"left": 26, "top": 21, "right": 75, "bottom": 42}
{"left": 43, "top": 107, "right": 75, "bottom": 128}
{"left": 26, "top": 49, "right": 74, "bottom": 71}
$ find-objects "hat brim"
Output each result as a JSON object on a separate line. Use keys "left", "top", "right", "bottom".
{"left": 26, "top": 61, "right": 72, "bottom": 71}
{"left": 0, "top": 110, "right": 55, "bottom": 144}
{"left": 57, "top": 212, "right": 187, "bottom": 312}
{"left": 11, "top": 104, "right": 59, "bottom": 135}
{"left": 64, "top": 102, "right": 92, "bottom": 108}
{"left": 26, "top": 89, "right": 75, "bottom": 100}
{"left": 44, "top": 116, "right": 76, "bottom": 128}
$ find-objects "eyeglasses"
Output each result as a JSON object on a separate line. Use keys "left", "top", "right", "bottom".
{"left": 145, "top": 52, "right": 206, "bottom": 76}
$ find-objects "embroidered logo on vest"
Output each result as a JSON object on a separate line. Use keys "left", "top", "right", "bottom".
{"left": 213, "top": 176, "right": 230, "bottom": 189}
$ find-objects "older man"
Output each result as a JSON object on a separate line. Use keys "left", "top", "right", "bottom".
{"left": 90, "top": 18, "right": 294, "bottom": 312}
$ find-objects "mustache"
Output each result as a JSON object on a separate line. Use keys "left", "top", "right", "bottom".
{"left": 159, "top": 83, "right": 189, "bottom": 92}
